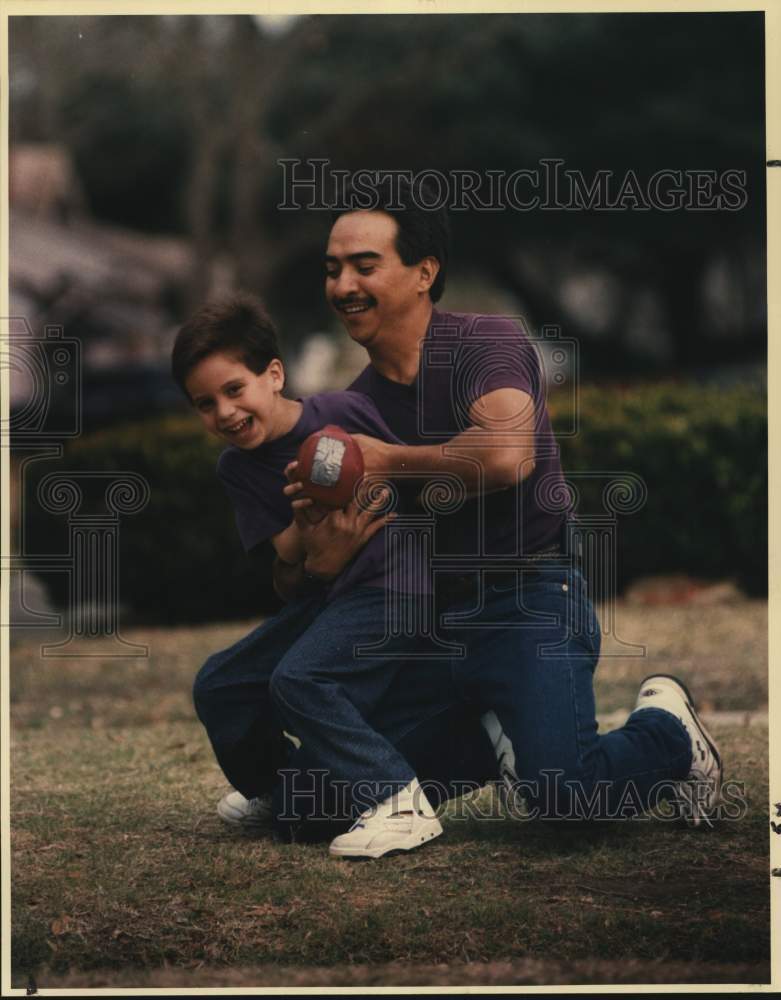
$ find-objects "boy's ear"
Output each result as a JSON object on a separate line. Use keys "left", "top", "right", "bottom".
{"left": 267, "top": 358, "right": 285, "bottom": 389}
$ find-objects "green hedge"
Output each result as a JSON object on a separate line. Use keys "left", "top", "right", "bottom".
{"left": 21, "top": 415, "right": 278, "bottom": 625}
{"left": 551, "top": 381, "right": 766, "bottom": 595}
{"left": 21, "top": 382, "right": 766, "bottom": 624}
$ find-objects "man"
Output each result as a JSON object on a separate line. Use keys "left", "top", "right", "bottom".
{"left": 297, "top": 175, "right": 723, "bottom": 839}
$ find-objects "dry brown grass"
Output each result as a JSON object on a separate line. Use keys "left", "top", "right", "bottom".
{"left": 9, "top": 599, "right": 770, "bottom": 989}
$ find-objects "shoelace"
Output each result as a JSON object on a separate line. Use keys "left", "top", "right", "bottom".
{"left": 348, "top": 809, "right": 421, "bottom": 832}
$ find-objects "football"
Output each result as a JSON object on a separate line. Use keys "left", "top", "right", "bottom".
{"left": 295, "top": 424, "right": 365, "bottom": 509}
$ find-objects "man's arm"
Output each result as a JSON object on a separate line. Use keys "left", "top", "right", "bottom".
{"left": 352, "top": 388, "right": 537, "bottom": 496}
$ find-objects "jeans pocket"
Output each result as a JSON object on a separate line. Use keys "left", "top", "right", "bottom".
{"left": 571, "top": 588, "right": 601, "bottom": 661}
{"left": 527, "top": 573, "right": 601, "bottom": 660}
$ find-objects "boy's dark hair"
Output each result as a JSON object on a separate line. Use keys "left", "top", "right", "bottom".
{"left": 171, "top": 293, "right": 282, "bottom": 399}
{"left": 331, "top": 174, "right": 450, "bottom": 303}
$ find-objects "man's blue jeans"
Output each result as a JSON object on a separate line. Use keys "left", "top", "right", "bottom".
{"left": 419, "top": 564, "right": 693, "bottom": 817}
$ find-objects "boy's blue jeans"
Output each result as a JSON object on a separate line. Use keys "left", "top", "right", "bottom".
{"left": 193, "top": 568, "right": 692, "bottom": 827}
{"left": 193, "top": 587, "right": 493, "bottom": 816}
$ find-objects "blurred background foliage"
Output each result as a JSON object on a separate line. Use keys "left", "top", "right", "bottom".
{"left": 9, "top": 12, "right": 767, "bottom": 621}
{"left": 10, "top": 12, "right": 766, "bottom": 372}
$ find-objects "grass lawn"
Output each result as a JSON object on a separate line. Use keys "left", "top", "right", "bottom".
{"left": 8, "top": 600, "right": 771, "bottom": 988}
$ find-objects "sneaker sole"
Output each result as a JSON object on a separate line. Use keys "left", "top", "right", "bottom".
{"left": 217, "top": 803, "right": 272, "bottom": 830}
{"left": 640, "top": 673, "right": 724, "bottom": 825}
{"left": 329, "top": 819, "right": 444, "bottom": 860}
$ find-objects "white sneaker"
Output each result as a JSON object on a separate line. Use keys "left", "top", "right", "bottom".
{"left": 216, "top": 790, "right": 273, "bottom": 831}
{"left": 634, "top": 674, "right": 723, "bottom": 827}
{"left": 329, "top": 778, "right": 443, "bottom": 859}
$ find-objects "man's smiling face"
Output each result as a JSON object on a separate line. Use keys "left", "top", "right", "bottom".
{"left": 325, "top": 211, "right": 433, "bottom": 351}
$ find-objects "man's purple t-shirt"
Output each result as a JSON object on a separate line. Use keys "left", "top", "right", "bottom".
{"left": 217, "top": 391, "right": 409, "bottom": 599}
{"left": 347, "top": 309, "right": 566, "bottom": 560}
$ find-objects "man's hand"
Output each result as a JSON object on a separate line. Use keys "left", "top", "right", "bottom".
{"left": 350, "top": 434, "right": 397, "bottom": 475}
{"left": 272, "top": 463, "right": 393, "bottom": 599}
{"left": 294, "top": 491, "right": 395, "bottom": 581}
{"left": 284, "top": 460, "right": 395, "bottom": 581}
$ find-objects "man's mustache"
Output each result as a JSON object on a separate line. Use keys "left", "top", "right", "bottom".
{"left": 333, "top": 296, "right": 377, "bottom": 310}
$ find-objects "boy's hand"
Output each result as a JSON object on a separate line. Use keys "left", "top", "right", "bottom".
{"left": 283, "top": 460, "right": 328, "bottom": 523}
{"left": 292, "top": 487, "right": 396, "bottom": 581}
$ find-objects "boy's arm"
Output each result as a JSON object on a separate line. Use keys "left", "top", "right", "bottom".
{"left": 272, "top": 520, "right": 307, "bottom": 565}
{"left": 270, "top": 552, "right": 310, "bottom": 603}
{"left": 269, "top": 521, "right": 310, "bottom": 602}
{"left": 270, "top": 479, "right": 395, "bottom": 602}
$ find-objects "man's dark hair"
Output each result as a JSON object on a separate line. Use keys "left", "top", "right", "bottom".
{"left": 332, "top": 175, "right": 450, "bottom": 302}
{"left": 171, "top": 293, "right": 282, "bottom": 400}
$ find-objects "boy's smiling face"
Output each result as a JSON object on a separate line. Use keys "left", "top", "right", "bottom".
{"left": 185, "top": 351, "right": 286, "bottom": 450}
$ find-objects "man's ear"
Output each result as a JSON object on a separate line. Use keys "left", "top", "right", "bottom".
{"left": 418, "top": 256, "right": 440, "bottom": 295}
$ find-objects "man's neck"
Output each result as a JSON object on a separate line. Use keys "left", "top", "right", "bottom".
{"left": 367, "top": 302, "right": 435, "bottom": 385}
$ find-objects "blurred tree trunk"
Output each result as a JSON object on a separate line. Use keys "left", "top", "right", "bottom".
{"left": 185, "top": 130, "right": 224, "bottom": 308}
{"left": 229, "top": 20, "right": 272, "bottom": 296}
{"left": 228, "top": 17, "right": 329, "bottom": 299}
{"left": 177, "top": 18, "right": 230, "bottom": 309}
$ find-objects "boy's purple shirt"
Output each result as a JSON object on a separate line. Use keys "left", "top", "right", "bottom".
{"left": 217, "top": 390, "right": 412, "bottom": 598}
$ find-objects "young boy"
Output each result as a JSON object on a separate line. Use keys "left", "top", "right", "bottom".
{"left": 171, "top": 293, "right": 446, "bottom": 859}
